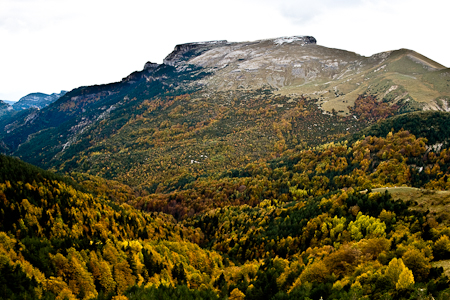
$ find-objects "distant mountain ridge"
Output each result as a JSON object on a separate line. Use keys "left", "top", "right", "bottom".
{"left": 0, "top": 100, "right": 11, "bottom": 108}
{"left": 1, "top": 100, "right": 16, "bottom": 105}
{"left": 12, "top": 90, "right": 67, "bottom": 110}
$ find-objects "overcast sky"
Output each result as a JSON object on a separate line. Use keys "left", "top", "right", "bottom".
{"left": 1, "top": 0, "right": 448, "bottom": 101}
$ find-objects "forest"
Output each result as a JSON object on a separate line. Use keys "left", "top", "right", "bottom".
{"left": 2, "top": 124, "right": 450, "bottom": 299}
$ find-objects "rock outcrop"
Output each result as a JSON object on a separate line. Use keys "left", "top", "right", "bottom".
{"left": 163, "top": 40, "right": 228, "bottom": 67}
{"left": 143, "top": 61, "right": 160, "bottom": 71}
{"left": 162, "top": 37, "right": 317, "bottom": 69}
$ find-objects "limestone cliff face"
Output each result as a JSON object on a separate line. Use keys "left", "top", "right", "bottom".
{"left": 163, "top": 37, "right": 317, "bottom": 69}
{"left": 163, "top": 40, "right": 228, "bottom": 67}
{"left": 161, "top": 36, "right": 372, "bottom": 93}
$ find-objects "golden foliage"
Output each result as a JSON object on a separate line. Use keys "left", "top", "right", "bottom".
{"left": 396, "top": 267, "right": 415, "bottom": 290}
{"left": 229, "top": 288, "right": 246, "bottom": 300}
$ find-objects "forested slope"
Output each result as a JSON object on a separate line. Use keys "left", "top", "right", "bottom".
{"left": 3, "top": 127, "right": 450, "bottom": 299}
{"left": 96, "top": 127, "right": 450, "bottom": 221}
{"left": 0, "top": 154, "right": 221, "bottom": 299}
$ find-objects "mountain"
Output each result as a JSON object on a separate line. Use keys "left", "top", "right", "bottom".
{"left": 163, "top": 37, "right": 449, "bottom": 114}
{"left": 0, "top": 91, "right": 67, "bottom": 151}
{"left": 1, "top": 36, "right": 448, "bottom": 192}
{"left": 2, "top": 36, "right": 450, "bottom": 299}
{"left": 12, "top": 90, "right": 67, "bottom": 110}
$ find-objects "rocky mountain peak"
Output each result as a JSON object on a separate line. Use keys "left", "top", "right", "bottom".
{"left": 162, "top": 37, "right": 318, "bottom": 68}
{"left": 143, "top": 61, "right": 160, "bottom": 70}
{"left": 271, "top": 36, "right": 317, "bottom": 46}
{"left": 174, "top": 35, "right": 368, "bottom": 93}
{"left": 163, "top": 40, "right": 228, "bottom": 67}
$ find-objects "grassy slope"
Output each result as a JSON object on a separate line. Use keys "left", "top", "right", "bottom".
{"left": 292, "top": 49, "right": 449, "bottom": 114}
{"left": 372, "top": 187, "right": 450, "bottom": 225}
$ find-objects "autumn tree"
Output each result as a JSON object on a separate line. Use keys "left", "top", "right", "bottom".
{"left": 402, "top": 248, "right": 431, "bottom": 282}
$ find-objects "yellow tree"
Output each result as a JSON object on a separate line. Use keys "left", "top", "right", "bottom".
{"left": 396, "top": 268, "right": 414, "bottom": 290}
{"left": 385, "top": 258, "right": 406, "bottom": 284}
{"left": 45, "top": 276, "right": 77, "bottom": 300}
{"left": 348, "top": 212, "right": 386, "bottom": 241}
{"left": 89, "top": 251, "right": 116, "bottom": 295}
{"left": 434, "top": 235, "right": 450, "bottom": 259}
{"left": 114, "top": 260, "right": 136, "bottom": 295}
{"left": 385, "top": 257, "right": 415, "bottom": 289}
{"left": 402, "top": 248, "right": 431, "bottom": 282}
{"left": 290, "top": 259, "right": 328, "bottom": 292}
{"left": 229, "top": 288, "right": 246, "bottom": 300}
{"left": 67, "top": 249, "right": 97, "bottom": 300}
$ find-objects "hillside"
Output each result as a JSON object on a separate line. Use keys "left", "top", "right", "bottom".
{"left": 92, "top": 124, "right": 450, "bottom": 219}
{"left": 0, "top": 154, "right": 221, "bottom": 299}
{"left": 2, "top": 128, "right": 450, "bottom": 299}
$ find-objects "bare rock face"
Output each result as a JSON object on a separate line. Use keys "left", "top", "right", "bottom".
{"left": 166, "top": 36, "right": 371, "bottom": 93}
{"left": 163, "top": 40, "right": 229, "bottom": 67}
{"left": 143, "top": 61, "right": 160, "bottom": 71}
{"left": 122, "top": 62, "right": 162, "bottom": 83}
{"left": 161, "top": 36, "right": 329, "bottom": 90}
{"left": 272, "top": 36, "right": 317, "bottom": 46}
{"left": 163, "top": 37, "right": 317, "bottom": 69}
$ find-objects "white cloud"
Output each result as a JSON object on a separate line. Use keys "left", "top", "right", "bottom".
{"left": 261, "top": 0, "right": 367, "bottom": 24}
{"left": 297, "top": 0, "right": 449, "bottom": 62}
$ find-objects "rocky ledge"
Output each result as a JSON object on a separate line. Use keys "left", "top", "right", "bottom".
{"left": 163, "top": 40, "right": 228, "bottom": 67}
{"left": 272, "top": 36, "right": 316, "bottom": 46}
{"left": 163, "top": 36, "right": 316, "bottom": 68}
